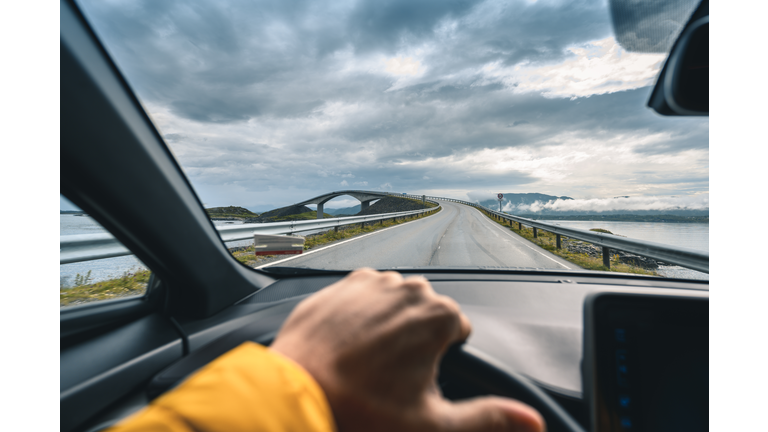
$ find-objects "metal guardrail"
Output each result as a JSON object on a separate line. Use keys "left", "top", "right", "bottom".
{"left": 412, "top": 195, "right": 709, "bottom": 274}
{"left": 61, "top": 189, "right": 708, "bottom": 274}
{"left": 60, "top": 204, "right": 440, "bottom": 264}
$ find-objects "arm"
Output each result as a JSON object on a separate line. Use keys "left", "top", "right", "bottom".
{"left": 111, "top": 268, "right": 544, "bottom": 432}
{"left": 109, "top": 342, "right": 335, "bottom": 432}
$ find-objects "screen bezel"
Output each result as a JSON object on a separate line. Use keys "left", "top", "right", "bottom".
{"left": 582, "top": 291, "right": 709, "bottom": 432}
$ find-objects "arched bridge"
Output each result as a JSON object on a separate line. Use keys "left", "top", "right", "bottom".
{"left": 295, "top": 190, "right": 393, "bottom": 219}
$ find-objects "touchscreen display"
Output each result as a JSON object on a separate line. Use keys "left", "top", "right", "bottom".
{"left": 589, "top": 295, "right": 708, "bottom": 432}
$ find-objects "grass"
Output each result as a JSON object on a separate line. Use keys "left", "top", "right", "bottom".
{"left": 206, "top": 206, "right": 258, "bottom": 219}
{"left": 231, "top": 207, "right": 442, "bottom": 267}
{"left": 60, "top": 207, "right": 442, "bottom": 306}
{"left": 60, "top": 269, "right": 151, "bottom": 307}
{"left": 209, "top": 214, "right": 252, "bottom": 219}
{"left": 479, "top": 209, "right": 658, "bottom": 276}
{"left": 590, "top": 228, "right": 614, "bottom": 234}
{"left": 260, "top": 211, "right": 333, "bottom": 222}
{"left": 403, "top": 197, "right": 438, "bottom": 208}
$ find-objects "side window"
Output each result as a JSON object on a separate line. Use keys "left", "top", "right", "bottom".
{"left": 60, "top": 195, "right": 152, "bottom": 308}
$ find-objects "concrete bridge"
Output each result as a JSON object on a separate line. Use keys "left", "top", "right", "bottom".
{"left": 295, "top": 190, "right": 393, "bottom": 219}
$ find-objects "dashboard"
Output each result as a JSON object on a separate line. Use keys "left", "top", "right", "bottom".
{"left": 77, "top": 270, "right": 707, "bottom": 432}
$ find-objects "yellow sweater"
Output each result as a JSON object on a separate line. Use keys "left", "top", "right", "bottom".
{"left": 109, "top": 342, "right": 336, "bottom": 432}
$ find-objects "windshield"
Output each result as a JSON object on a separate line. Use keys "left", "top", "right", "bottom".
{"left": 72, "top": 0, "right": 708, "bottom": 280}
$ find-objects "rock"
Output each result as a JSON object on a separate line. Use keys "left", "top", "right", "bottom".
{"left": 357, "top": 196, "right": 431, "bottom": 216}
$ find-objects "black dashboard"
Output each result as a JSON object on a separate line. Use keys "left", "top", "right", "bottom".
{"left": 71, "top": 270, "right": 708, "bottom": 432}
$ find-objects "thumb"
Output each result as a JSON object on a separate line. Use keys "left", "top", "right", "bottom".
{"left": 439, "top": 396, "right": 545, "bottom": 432}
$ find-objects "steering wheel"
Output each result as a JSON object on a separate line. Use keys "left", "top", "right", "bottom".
{"left": 440, "top": 344, "right": 585, "bottom": 432}
{"left": 148, "top": 308, "right": 585, "bottom": 432}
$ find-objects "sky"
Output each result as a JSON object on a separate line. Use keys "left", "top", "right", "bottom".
{"left": 75, "top": 0, "right": 708, "bottom": 212}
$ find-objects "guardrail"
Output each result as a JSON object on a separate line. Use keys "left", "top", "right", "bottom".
{"left": 61, "top": 190, "right": 708, "bottom": 274}
{"left": 60, "top": 204, "right": 440, "bottom": 264}
{"left": 409, "top": 194, "right": 708, "bottom": 274}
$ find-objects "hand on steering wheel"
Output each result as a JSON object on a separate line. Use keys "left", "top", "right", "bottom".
{"left": 271, "top": 268, "right": 545, "bottom": 432}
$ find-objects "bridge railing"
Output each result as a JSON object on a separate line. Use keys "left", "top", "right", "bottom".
{"left": 60, "top": 204, "right": 441, "bottom": 264}
{"left": 414, "top": 195, "right": 708, "bottom": 274}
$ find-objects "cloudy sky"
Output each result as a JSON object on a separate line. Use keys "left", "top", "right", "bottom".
{"left": 76, "top": 0, "right": 708, "bottom": 211}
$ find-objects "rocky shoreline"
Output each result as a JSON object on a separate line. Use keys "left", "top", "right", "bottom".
{"left": 561, "top": 238, "right": 665, "bottom": 269}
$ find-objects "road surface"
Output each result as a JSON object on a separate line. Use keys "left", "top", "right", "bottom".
{"left": 258, "top": 200, "right": 576, "bottom": 270}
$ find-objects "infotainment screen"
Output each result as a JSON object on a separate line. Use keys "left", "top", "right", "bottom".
{"left": 583, "top": 293, "right": 708, "bottom": 432}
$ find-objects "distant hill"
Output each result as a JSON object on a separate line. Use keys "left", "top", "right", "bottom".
{"left": 206, "top": 206, "right": 258, "bottom": 219}
{"left": 357, "top": 196, "right": 434, "bottom": 215}
{"left": 327, "top": 205, "right": 361, "bottom": 216}
{"left": 521, "top": 214, "right": 709, "bottom": 223}
{"left": 477, "top": 193, "right": 708, "bottom": 216}
{"left": 245, "top": 205, "right": 332, "bottom": 222}
{"left": 477, "top": 193, "right": 573, "bottom": 210}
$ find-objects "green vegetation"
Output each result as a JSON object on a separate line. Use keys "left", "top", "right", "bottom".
{"left": 479, "top": 209, "right": 658, "bottom": 276}
{"left": 60, "top": 270, "right": 151, "bottom": 307}
{"left": 258, "top": 211, "right": 333, "bottom": 222}
{"left": 231, "top": 207, "right": 442, "bottom": 267}
{"left": 61, "top": 207, "right": 442, "bottom": 306}
{"left": 517, "top": 214, "right": 708, "bottom": 223}
{"left": 590, "top": 228, "right": 614, "bottom": 234}
{"left": 206, "top": 206, "right": 258, "bottom": 219}
{"left": 404, "top": 197, "right": 438, "bottom": 208}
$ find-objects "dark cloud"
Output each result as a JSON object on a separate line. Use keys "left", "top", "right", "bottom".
{"left": 75, "top": 0, "right": 708, "bottom": 207}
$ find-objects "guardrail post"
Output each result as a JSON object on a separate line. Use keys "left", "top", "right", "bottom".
{"left": 556, "top": 234, "right": 561, "bottom": 249}
{"left": 518, "top": 222, "right": 522, "bottom": 230}
{"left": 334, "top": 226, "right": 339, "bottom": 233}
{"left": 533, "top": 227, "right": 538, "bottom": 238}
{"left": 602, "top": 247, "right": 611, "bottom": 268}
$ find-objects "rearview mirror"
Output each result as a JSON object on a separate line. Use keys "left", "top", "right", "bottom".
{"left": 647, "top": 14, "right": 708, "bottom": 116}
{"left": 608, "top": 0, "right": 708, "bottom": 116}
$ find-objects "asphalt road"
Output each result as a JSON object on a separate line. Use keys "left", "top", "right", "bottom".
{"left": 258, "top": 200, "right": 576, "bottom": 271}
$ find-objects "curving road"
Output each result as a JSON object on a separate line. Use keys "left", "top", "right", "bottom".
{"left": 258, "top": 200, "right": 576, "bottom": 271}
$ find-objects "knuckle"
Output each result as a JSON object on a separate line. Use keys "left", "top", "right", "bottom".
{"left": 403, "top": 277, "right": 431, "bottom": 293}
{"left": 431, "top": 295, "right": 461, "bottom": 318}
{"left": 379, "top": 270, "right": 404, "bottom": 286}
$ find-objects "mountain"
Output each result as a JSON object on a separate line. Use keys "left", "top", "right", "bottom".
{"left": 206, "top": 206, "right": 258, "bottom": 219}
{"left": 326, "top": 205, "right": 361, "bottom": 216}
{"left": 357, "top": 196, "right": 432, "bottom": 215}
{"left": 477, "top": 193, "right": 573, "bottom": 211}
{"left": 476, "top": 193, "right": 708, "bottom": 216}
{"left": 245, "top": 205, "right": 314, "bottom": 222}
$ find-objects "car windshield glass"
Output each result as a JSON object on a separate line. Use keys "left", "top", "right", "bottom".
{"left": 74, "top": 0, "right": 708, "bottom": 280}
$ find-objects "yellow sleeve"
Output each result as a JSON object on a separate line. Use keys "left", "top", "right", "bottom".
{"left": 108, "top": 342, "right": 337, "bottom": 432}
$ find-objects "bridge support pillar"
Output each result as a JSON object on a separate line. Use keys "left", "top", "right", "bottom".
{"left": 361, "top": 201, "right": 370, "bottom": 211}
{"left": 317, "top": 203, "right": 324, "bottom": 219}
{"left": 556, "top": 234, "right": 561, "bottom": 249}
{"left": 602, "top": 247, "right": 611, "bottom": 268}
{"left": 533, "top": 227, "right": 538, "bottom": 238}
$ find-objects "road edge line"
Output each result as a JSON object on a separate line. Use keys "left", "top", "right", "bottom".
{"left": 254, "top": 213, "right": 436, "bottom": 269}
{"left": 472, "top": 208, "right": 573, "bottom": 270}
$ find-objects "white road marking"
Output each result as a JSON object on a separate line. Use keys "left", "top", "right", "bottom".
{"left": 254, "top": 214, "right": 436, "bottom": 269}
{"left": 472, "top": 208, "right": 572, "bottom": 269}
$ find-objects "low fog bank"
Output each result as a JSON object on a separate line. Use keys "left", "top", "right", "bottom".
{"left": 479, "top": 193, "right": 709, "bottom": 216}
